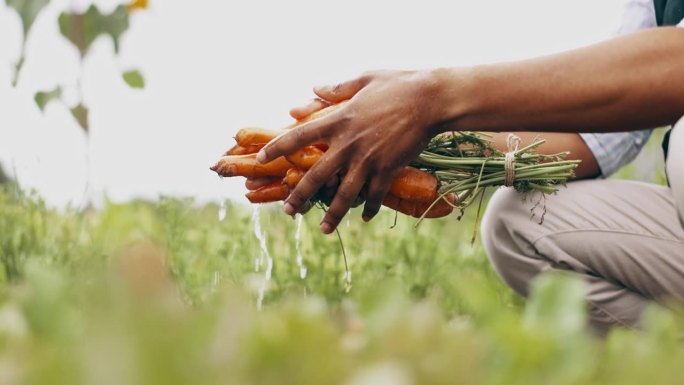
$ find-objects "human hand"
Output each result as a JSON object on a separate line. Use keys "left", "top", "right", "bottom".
{"left": 257, "top": 70, "right": 444, "bottom": 234}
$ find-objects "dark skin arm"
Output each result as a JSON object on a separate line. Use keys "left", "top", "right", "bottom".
{"left": 258, "top": 27, "right": 684, "bottom": 234}
{"left": 290, "top": 101, "right": 601, "bottom": 179}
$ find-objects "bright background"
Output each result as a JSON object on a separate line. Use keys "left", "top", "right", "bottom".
{"left": 0, "top": 0, "right": 624, "bottom": 207}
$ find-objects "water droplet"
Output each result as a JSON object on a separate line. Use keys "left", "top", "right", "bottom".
{"left": 218, "top": 200, "right": 227, "bottom": 221}
{"left": 343, "top": 270, "right": 353, "bottom": 293}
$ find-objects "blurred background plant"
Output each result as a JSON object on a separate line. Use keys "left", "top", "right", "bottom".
{"left": 0, "top": 186, "right": 683, "bottom": 385}
{"left": 8, "top": 0, "right": 147, "bottom": 132}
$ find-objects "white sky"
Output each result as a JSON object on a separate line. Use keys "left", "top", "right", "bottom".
{"left": 0, "top": 0, "right": 624, "bottom": 207}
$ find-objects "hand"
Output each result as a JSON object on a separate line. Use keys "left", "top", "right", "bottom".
{"left": 257, "top": 70, "right": 444, "bottom": 234}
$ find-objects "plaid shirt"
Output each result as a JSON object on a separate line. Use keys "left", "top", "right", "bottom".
{"left": 579, "top": 0, "right": 684, "bottom": 176}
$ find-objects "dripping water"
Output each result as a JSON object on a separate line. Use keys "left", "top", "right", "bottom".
{"left": 218, "top": 199, "right": 227, "bottom": 221}
{"left": 252, "top": 205, "right": 273, "bottom": 310}
{"left": 294, "top": 214, "right": 307, "bottom": 279}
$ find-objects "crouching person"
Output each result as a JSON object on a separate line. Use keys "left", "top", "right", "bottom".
{"left": 482, "top": 117, "right": 684, "bottom": 335}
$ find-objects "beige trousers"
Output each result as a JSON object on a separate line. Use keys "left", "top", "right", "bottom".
{"left": 481, "top": 121, "right": 684, "bottom": 334}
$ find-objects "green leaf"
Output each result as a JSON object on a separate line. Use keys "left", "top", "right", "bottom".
{"left": 6, "top": 0, "right": 50, "bottom": 37}
{"left": 70, "top": 103, "right": 89, "bottom": 134}
{"left": 6, "top": 0, "right": 50, "bottom": 86}
{"left": 58, "top": 4, "right": 129, "bottom": 57}
{"left": 122, "top": 70, "right": 145, "bottom": 89}
{"left": 34, "top": 86, "right": 62, "bottom": 112}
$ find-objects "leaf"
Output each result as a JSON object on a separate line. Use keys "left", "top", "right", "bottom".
{"left": 58, "top": 5, "right": 130, "bottom": 57}
{"left": 70, "top": 104, "right": 90, "bottom": 134}
{"left": 6, "top": 0, "right": 50, "bottom": 86}
{"left": 34, "top": 86, "right": 62, "bottom": 112}
{"left": 6, "top": 0, "right": 50, "bottom": 37}
{"left": 122, "top": 70, "right": 145, "bottom": 89}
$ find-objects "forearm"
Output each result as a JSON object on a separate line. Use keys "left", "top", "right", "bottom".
{"left": 433, "top": 27, "right": 684, "bottom": 134}
{"left": 488, "top": 132, "right": 600, "bottom": 179}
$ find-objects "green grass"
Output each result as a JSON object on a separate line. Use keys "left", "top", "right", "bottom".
{"left": 0, "top": 130, "right": 682, "bottom": 385}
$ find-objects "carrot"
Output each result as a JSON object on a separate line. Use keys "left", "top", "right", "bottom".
{"left": 287, "top": 101, "right": 348, "bottom": 127}
{"left": 224, "top": 144, "right": 254, "bottom": 156}
{"left": 245, "top": 177, "right": 279, "bottom": 191}
{"left": 246, "top": 180, "right": 289, "bottom": 203}
{"left": 210, "top": 154, "right": 292, "bottom": 178}
{"left": 388, "top": 167, "right": 439, "bottom": 203}
{"left": 285, "top": 146, "right": 325, "bottom": 170}
{"left": 235, "top": 128, "right": 286, "bottom": 151}
{"left": 382, "top": 193, "right": 456, "bottom": 218}
{"left": 283, "top": 168, "right": 306, "bottom": 189}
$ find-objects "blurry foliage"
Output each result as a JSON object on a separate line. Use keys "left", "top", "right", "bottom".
{"left": 58, "top": 4, "right": 129, "bottom": 56}
{"left": 33, "top": 86, "right": 62, "bottom": 112}
{"left": 4, "top": 0, "right": 148, "bottom": 132}
{"left": 1, "top": 188, "right": 684, "bottom": 384}
{"left": 6, "top": 0, "right": 50, "bottom": 86}
{"left": 611, "top": 128, "right": 669, "bottom": 185}
{"left": 0, "top": 163, "right": 10, "bottom": 184}
{"left": 122, "top": 69, "right": 145, "bottom": 89}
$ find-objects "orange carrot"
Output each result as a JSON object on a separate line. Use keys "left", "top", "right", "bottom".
{"left": 287, "top": 101, "right": 348, "bottom": 128}
{"left": 224, "top": 144, "right": 254, "bottom": 156}
{"left": 283, "top": 168, "right": 306, "bottom": 189}
{"left": 210, "top": 154, "right": 292, "bottom": 178}
{"left": 235, "top": 128, "right": 286, "bottom": 150}
{"left": 285, "top": 146, "right": 325, "bottom": 170}
{"left": 388, "top": 167, "right": 439, "bottom": 203}
{"left": 245, "top": 180, "right": 289, "bottom": 203}
{"left": 382, "top": 193, "right": 456, "bottom": 218}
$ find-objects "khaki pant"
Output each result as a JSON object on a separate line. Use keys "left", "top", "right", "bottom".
{"left": 481, "top": 119, "right": 684, "bottom": 335}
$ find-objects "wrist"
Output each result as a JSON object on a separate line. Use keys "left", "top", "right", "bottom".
{"left": 425, "top": 66, "right": 484, "bottom": 135}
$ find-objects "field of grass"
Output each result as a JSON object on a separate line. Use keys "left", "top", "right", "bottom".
{"left": 0, "top": 130, "right": 683, "bottom": 385}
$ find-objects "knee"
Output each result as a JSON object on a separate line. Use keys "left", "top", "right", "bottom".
{"left": 480, "top": 188, "right": 539, "bottom": 296}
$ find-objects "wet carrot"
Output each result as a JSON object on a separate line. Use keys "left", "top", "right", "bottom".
{"left": 245, "top": 177, "right": 278, "bottom": 191}
{"left": 388, "top": 167, "right": 439, "bottom": 203}
{"left": 285, "top": 146, "right": 325, "bottom": 170}
{"left": 224, "top": 144, "right": 254, "bottom": 156}
{"left": 210, "top": 154, "right": 292, "bottom": 178}
{"left": 235, "top": 128, "right": 286, "bottom": 151}
{"left": 382, "top": 193, "right": 456, "bottom": 218}
{"left": 287, "top": 101, "right": 348, "bottom": 128}
{"left": 283, "top": 168, "right": 306, "bottom": 189}
{"left": 245, "top": 180, "right": 289, "bottom": 203}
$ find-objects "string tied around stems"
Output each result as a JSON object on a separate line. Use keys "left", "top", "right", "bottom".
{"left": 504, "top": 134, "right": 521, "bottom": 187}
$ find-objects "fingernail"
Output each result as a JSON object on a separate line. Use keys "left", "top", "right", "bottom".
{"left": 320, "top": 222, "right": 333, "bottom": 234}
{"left": 284, "top": 202, "right": 296, "bottom": 216}
{"left": 256, "top": 150, "right": 267, "bottom": 163}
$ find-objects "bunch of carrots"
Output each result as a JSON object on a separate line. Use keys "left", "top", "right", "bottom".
{"left": 210, "top": 103, "right": 456, "bottom": 219}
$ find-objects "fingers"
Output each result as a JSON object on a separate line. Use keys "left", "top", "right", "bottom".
{"left": 314, "top": 74, "right": 370, "bottom": 103}
{"left": 361, "top": 173, "right": 395, "bottom": 222}
{"left": 257, "top": 111, "right": 338, "bottom": 163}
{"left": 289, "top": 98, "right": 330, "bottom": 120}
{"left": 283, "top": 152, "right": 341, "bottom": 217}
{"left": 245, "top": 177, "right": 278, "bottom": 191}
{"left": 320, "top": 169, "right": 367, "bottom": 234}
